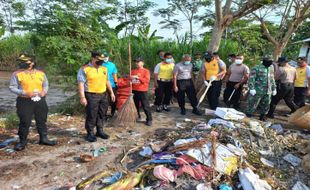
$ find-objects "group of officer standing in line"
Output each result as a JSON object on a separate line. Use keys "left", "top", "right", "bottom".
{"left": 9, "top": 51, "right": 310, "bottom": 150}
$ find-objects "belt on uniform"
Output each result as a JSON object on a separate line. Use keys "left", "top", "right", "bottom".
{"left": 158, "top": 78, "right": 172, "bottom": 82}
{"left": 280, "top": 82, "right": 294, "bottom": 85}
{"left": 85, "top": 91, "right": 106, "bottom": 95}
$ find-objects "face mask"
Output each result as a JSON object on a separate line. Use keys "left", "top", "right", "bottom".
{"left": 235, "top": 59, "right": 243, "bottom": 64}
{"left": 165, "top": 58, "right": 173, "bottom": 63}
{"left": 19, "top": 62, "right": 31, "bottom": 69}
{"left": 103, "top": 58, "right": 109, "bottom": 62}
{"left": 205, "top": 57, "right": 212, "bottom": 62}
{"left": 262, "top": 60, "right": 273, "bottom": 68}
{"left": 184, "top": 61, "right": 191, "bottom": 65}
{"left": 96, "top": 60, "right": 103, "bottom": 66}
{"left": 228, "top": 58, "right": 232, "bottom": 63}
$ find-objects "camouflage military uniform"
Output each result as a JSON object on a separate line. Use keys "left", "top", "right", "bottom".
{"left": 246, "top": 64, "right": 276, "bottom": 115}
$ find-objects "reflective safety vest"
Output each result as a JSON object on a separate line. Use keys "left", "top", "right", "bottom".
{"left": 295, "top": 67, "right": 307, "bottom": 87}
{"left": 83, "top": 65, "right": 108, "bottom": 93}
{"left": 16, "top": 70, "right": 44, "bottom": 94}
{"left": 204, "top": 59, "right": 219, "bottom": 81}
{"left": 158, "top": 63, "right": 174, "bottom": 80}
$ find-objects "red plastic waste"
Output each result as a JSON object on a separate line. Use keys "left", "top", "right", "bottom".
{"left": 116, "top": 77, "right": 131, "bottom": 110}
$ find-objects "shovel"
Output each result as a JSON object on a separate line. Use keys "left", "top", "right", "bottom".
{"left": 197, "top": 76, "right": 216, "bottom": 108}
{"left": 227, "top": 89, "right": 236, "bottom": 108}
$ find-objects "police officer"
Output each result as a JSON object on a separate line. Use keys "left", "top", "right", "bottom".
{"left": 267, "top": 57, "right": 298, "bottom": 118}
{"left": 223, "top": 55, "right": 250, "bottom": 108}
{"left": 154, "top": 52, "right": 175, "bottom": 112}
{"left": 294, "top": 57, "right": 310, "bottom": 108}
{"left": 173, "top": 54, "right": 202, "bottom": 115}
{"left": 102, "top": 52, "right": 118, "bottom": 117}
{"left": 77, "top": 51, "right": 115, "bottom": 142}
{"left": 9, "top": 54, "right": 57, "bottom": 151}
{"left": 246, "top": 57, "right": 277, "bottom": 121}
{"left": 201, "top": 52, "right": 226, "bottom": 110}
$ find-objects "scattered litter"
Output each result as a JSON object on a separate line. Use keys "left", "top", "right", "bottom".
{"left": 215, "top": 107, "right": 245, "bottom": 120}
{"left": 260, "top": 157, "right": 274, "bottom": 168}
{"left": 205, "top": 108, "right": 216, "bottom": 116}
{"left": 292, "top": 181, "right": 310, "bottom": 190}
{"left": 207, "top": 118, "right": 235, "bottom": 128}
{"left": 80, "top": 154, "right": 94, "bottom": 162}
{"left": 238, "top": 168, "right": 272, "bottom": 190}
{"left": 283, "top": 153, "right": 302, "bottom": 167}
{"left": 219, "top": 184, "right": 233, "bottom": 190}
{"left": 102, "top": 171, "right": 143, "bottom": 190}
{"left": 226, "top": 143, "right": 247, "bottom": 156}
{"left": 187, "top": 142, "right": 238, "bottom": 175}
{"left": 93, "top": 147, "right": 107, "bottom": 157}
{"left": 0, "top": 137, "right": 18, "bottom": 149}
{"left": 174, "top": 138, "right": 198, "bottom": 146}
{"left": 5, "top": 148, "right": 15, "bottom": 153}
{"left": 101, "top": 172, "right": 123, "bottom": 185}
{"left": 270, "top": 124, "right": 284, "bottom": 135}
{"left": 196, "top": 183, "right": 213, "bottom": 190}
{"left": 184, "top": 118, "right": 192, "bottom": 122}
{"left": 139, "top": 146, "right": 153, "bottom": 157}
{"left": 259, "top": 149, "right": 274, "bottom": 156}
{"left": 153, "top": 165, "right": 177, "bottom": 183}
{"left": 192, "top": 122, "right": 211, "bottom": 131}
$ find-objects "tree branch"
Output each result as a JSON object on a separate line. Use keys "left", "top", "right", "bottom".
{"left": 253, "top": 13, "right": 278, "bottom": 46}
{"left": 215, "top": 0, "right": 223, "bottom": 24}
{"left": 223, "top": 0, "right": 233, "bottom": 15}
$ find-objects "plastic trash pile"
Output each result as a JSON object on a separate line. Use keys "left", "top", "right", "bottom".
{"left": 74, "top": 107, "right": 309, "bottom": 190}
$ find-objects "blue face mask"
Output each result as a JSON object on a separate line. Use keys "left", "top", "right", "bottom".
{"left": 165, "top": 58, "right": 173, "bottom": 63}
{"left": 184, "top": 61, "right": 191, "bottom": 65}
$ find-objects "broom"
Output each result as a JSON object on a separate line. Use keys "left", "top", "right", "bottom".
{"left": 115, "top": 41, "right": 138, "bottom": 127}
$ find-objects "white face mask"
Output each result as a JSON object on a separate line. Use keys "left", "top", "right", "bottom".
{"left": 103, "top": 57, "right": 109, "bottom": 62}
{"left": 235, "top": 59, "right": 243, "bottom": 64}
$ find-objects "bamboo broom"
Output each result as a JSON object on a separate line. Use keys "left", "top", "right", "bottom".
{"left": 115, "top": 41, "right": 138, "bottom": 127}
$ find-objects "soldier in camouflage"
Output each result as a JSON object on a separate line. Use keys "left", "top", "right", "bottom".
{"left": 246, "top": 57, "right": 277, "bottom": 121}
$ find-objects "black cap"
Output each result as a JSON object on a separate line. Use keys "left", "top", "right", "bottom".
{"left": 277, "top": 56, "right": 288, "bottom": 63}
{"left": 297, "top": 57, "right": 307, "bottom": 62}
{"left": 91, "top": 51, "right": 104, "bottom": 60}
{"left": 135, "top": 57, "right": 144, "bottom": 62}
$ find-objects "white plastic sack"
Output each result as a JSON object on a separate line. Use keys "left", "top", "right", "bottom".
{"left": 215, "top": 107, "right": 245, "bottom": 121}
{"left": 186, "top": 142, "right": 238, "bottom": 175}
{"left": 292, "top": 181, "right": 310, "bottom": 190}
{"left": 238, "top": 168, "right": 272, "bottom": 190}
{"left": 207, "top": 118, "right": 235, "bottom": 129}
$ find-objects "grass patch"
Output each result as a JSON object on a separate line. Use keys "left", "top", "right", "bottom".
{"left": 0, "top": 113, "right": 19, "bottom": 129}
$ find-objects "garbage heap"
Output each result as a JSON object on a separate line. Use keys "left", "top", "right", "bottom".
{"left": 76, "top": 108, "right": 310, "bottom": 190}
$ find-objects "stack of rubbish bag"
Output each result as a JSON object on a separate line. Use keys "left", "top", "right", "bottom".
{"left": 75, "top": 107, "right": 310, "bottom": 190}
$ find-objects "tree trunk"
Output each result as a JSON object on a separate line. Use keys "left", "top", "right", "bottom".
{"left": 189, "top": 19, "right": 193, "bottom": 53}
{"left": 207, "top": 23, "right": 225, "bottom": 52}
{"left": 272, "top": 44, "right": 285, "bottom": 61}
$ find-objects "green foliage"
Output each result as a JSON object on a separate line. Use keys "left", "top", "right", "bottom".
{"left": 56, "top": 94, "right": 84, "bottom": 115}
{"left": 4, "top": 113, "right": 19, "bottom": 129}
{"left": 0, "top": 35, "right": 32, "bottom": 71}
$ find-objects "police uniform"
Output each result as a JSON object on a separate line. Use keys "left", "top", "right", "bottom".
{"left": 154, "top": 62, "right": 174, "bottom": 111}
{"left": 294, "top": 65, "right": 310, "bottom": 107}
{"left": 246, "top": 62, "right": 276, "bottom": 120}
{"left": 201, "top": 59, "right": 226, "bottom": 110}
{"left": 77, "top": 62, "right": 110, "bottom": 141}
{"left": 267, "top": 59, "right": 297, "bottom": 117}
{"left": 173, "top": 61, "right": 201, "bottom": 115}
{"left": 9, "top": 55, "right": 56, "bottom": 151}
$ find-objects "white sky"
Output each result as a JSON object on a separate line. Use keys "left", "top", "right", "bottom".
{"left": 108, "top": 0, "right": 208, "bottom": 40}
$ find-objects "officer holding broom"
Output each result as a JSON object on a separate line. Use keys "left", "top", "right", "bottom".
{"left": 77, "top": 51, "right": 115, "bottom": 142}
{"left": 9, "top": 54, "right": 57, "bottom": 151}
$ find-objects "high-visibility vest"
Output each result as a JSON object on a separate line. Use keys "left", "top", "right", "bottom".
{"left": 295, "top": 67, "right": 307, "bottom": 87}
{"left": 15, "top": 70, "right": 44, "bottom": 94}
{"left": 83, "top": 65, "right": 108, "bottom": 93}
{"left": 158, "top": 63, "right": 174, "bottom": 80}
{"left": 204, "top": 59, "right": 219, "bottom": 81}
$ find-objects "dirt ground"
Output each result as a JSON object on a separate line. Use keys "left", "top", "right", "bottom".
{"left": 0, "top": 98, "right": 307, "bottom": 190}
{"left": 0, "top": 103, "right": 210, "bottom": 190}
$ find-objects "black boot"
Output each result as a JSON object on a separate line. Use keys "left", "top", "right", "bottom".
{"left": 39, "top": 135, "right": 57, "bottom": 146}
{"left": 163, "top": 105, "right": 170, "bottom": 112}
{"left": 96, "top": 127, "right": 109, "bottom": 139}
{"left": 259, "top": 114, "right": 267, "bottom": 121}
{"left": 86, "top": 132, "right": 97, "bottom": 142}
{"left": 192, "top": 107, "right": 202, "bottom": 116}
{"left": 180, "top": 107, "right": 186, "bottom": 115}
{"left": 14, "top": 139, "right": 27, "bottom": 151}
